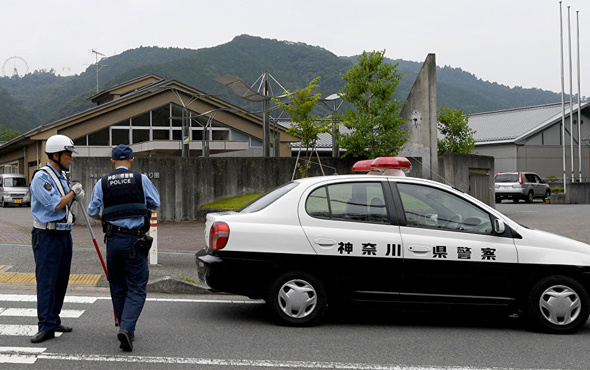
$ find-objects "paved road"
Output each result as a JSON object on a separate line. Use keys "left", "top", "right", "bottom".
{"left": 2, "top": 293, "right": 590, "bottom": 369}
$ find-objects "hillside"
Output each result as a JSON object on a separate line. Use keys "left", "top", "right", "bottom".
{"left": 0, "top": 35, "right": 565, "bottom": 135}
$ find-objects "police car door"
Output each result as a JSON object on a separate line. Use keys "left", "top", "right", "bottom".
{"left": 299, "top": 179, "right": 403, "bottom": 302}
{"left": 393, "top": 182, "right": 518, "bottom": 306}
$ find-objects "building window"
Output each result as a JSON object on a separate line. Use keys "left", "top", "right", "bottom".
{"left": 88, "top": 127, "right": 110, "bottom": 146}
{"left": 73, "top": 136, "right": 87, "bottom": 146}
{"left": 152, "top": 130, "right": 170, "bottom": 140}
{"left": 152, "top": 105, "right": 170, "bottom": 127}
{"left": 113, "top": 119, "right": 130, "bottom": 127}
{"left": 132, "top": 129, "right": 150, "bottom": 144}
{"left": 212, "top": 130, "right": 229, "bottom": 141}
{"left": 132, "top": 112, "right": 150, "bottom": 127}
{"left": 171, "top": 104, "right": 184, "bottom": 127}
{"left": 112, "top": 128, "right": 130, "bottom": 145}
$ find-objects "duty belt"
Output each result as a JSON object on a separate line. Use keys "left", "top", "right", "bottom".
{"left": 33, "top": 220, "right": 73, "bottom": 231}
{"left": 112, "top": 226, "right": 144, "bottom": 236}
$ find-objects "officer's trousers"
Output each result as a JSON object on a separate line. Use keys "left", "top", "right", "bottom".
{"left": 31, "top": 229, "right": 72, "bottom": 332}
{"left": 106, "top": 232, "right": 149, "bottom": 335}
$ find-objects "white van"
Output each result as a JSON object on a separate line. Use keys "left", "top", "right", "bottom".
{"left": 0, "top": 174, "right": 31, "bottom": 207}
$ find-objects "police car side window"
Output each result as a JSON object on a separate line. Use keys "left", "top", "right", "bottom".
{"left": 397, "top": 183, "right": 493, "bottom": 235}
{"left": 306, "top": 182, "right": 389, "bottom": 224}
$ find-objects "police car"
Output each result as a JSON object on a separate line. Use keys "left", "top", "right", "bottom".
{"left": 196, "top": 157, "right": 590, "bottom": 333}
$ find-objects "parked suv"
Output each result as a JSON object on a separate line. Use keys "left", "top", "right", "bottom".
{"left": 495, "top": 172, "right": 550, "bottom": 203}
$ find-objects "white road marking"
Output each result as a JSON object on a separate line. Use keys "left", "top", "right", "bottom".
{"left": 0, "top": 294, "right": 96, "bottom": 304}
{"left": 0, "top": 308, "right": 84, "bottom": 318}
{"left": 0, "top": 325, "right": 62, "bottom": 337}
{"left": 0, "top": 294, "right": 259, "bottom": 304}
{"left": 0, "top": 347, "right": 46, "bottom": 365}
{"left": 0, "top": 348, "right": 559, "bottom": 370}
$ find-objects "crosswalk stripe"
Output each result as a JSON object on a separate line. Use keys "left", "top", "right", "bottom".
{"left": 0, "top": 347, "right": 558, "bottom": 370}
{"left": 0, "top": 347, "right": 46, "bottom": 363}
{"left": 0, "top": 308, "right": 84, "bottom": 318}
{"left": 0, "top": 294, "right": 96, "bottom": 304}
{"left": 0, "top": 325, "right": 62, "bottom": 337}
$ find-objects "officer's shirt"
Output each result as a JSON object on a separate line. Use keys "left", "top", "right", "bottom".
{"left": 31, "top": 162, "right": 72, "bottom": 223}
{"left": 87, "top": 166, "right": 160, "bottom": 229}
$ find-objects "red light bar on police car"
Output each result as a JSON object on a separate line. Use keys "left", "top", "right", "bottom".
{"left": 352, "top": 157, "right": 412, "bottom": 176}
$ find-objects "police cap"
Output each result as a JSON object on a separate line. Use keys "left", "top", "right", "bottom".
{"left": 112, "top": 144, "right": 134, "bottom": 160}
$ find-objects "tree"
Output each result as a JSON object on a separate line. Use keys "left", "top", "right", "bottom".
{"left": 337, "top": 50, "right": 408, "bottom": 158}
{"left": 437, "top": 106, "right": 476, "bottom": 156}
{"left": 273, "top": 77, "right": 332, "bottom": 178}
{"left": 0, "top": 128, "right": 21, "bottom": 142}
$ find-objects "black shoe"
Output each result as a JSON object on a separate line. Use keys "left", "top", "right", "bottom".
{"left": 117, "top": 329, "right": 133, "bottom": 352}
{"left": 30, "top": 330, "right": 55, "bottom": 343}
{"left": 55, "top": 324, "right": 73, "bottom": 333}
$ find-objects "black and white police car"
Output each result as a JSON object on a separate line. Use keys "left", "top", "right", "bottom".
{"left": 196, "top": 157, "right": 590, "bottom": 333}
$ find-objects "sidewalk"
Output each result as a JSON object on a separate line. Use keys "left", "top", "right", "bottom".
{"left": 0, "top": 207, "right": 209, "bottom": 294}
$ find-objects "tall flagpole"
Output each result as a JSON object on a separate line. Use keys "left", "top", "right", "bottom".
{"left": 576, "top": 10, "right": 582, "bottom": 181}
{"left": 568, "top": 6, "right": 574, "bottom": 183}
{"left": 560, "top": 2, "right": 567, "bottom": 193}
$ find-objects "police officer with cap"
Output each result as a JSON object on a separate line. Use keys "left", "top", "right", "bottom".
{"left": 87, "top": 144, "right": 160, "bottom": 352}
{"left": 30, "top": 134, "right": 84, "bottom": 344}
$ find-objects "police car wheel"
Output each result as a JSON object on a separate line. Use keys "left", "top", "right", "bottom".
{"left": 267, "top": 272, "right": 327, "bottom": 327}
{"left": 526, "top": 275, "right": 590, "bottom": 334}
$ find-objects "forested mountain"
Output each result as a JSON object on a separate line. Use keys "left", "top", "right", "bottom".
{"left": 0, "top": 34, "right": 565, "bottom": 135}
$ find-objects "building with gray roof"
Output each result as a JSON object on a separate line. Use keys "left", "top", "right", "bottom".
{"left": 468, "top": 102, "right": 590, "bottom": 179}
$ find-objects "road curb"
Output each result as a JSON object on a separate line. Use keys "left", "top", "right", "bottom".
{"left": 146, "top": 276, "right": 212, "bottom": 294}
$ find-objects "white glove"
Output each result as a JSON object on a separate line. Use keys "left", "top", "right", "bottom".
{"left": 71, "top": 183, "right": 85, "bottom": 200}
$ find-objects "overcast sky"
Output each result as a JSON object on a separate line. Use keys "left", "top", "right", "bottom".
{"left": 2, "top": 0, "right": 589, "bottom": 98}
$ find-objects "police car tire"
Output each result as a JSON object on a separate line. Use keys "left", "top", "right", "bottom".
{"left": 526, "top": 275, "right": 590, "bottom": 334}
{"left": 267, "top": 271, "right": 327, "bottom": 327}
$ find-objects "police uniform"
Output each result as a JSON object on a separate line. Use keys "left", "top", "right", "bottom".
{"left": 30, "top": 165, "right": 74, "bottom": 336}
{"left": 87, "top": 145, "right": 159, "bottom": 351}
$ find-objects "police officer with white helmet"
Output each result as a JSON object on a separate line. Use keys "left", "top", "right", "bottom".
{"left": 30, "top": 134, "right": 84, "bottom": 344}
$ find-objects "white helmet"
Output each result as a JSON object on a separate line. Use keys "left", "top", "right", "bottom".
{"left": 45, "top": 134, "right": 78, "bottom": 154}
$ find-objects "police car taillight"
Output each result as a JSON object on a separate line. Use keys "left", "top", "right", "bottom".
{"left": 519, "top": 173, "right": 523, "bottom": 184}
{"left": 352, "top": 157, "right": 412, "bottom": 176}
{"left": 209, "top": 222, "right": 230, "bottom": 251}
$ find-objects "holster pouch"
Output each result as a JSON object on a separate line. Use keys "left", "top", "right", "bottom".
{"left": 103, "top": 223, "right": 115, "bottom": 244}
{"left": 32, "top": 229, "right": 41, "bottom": 250}
{"left": 130, "top": 234, "right": 153, "bottom": 259}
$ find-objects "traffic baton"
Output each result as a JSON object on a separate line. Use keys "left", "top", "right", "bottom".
{"left": 77, "top": 201, "right": 120, "bottom": 327}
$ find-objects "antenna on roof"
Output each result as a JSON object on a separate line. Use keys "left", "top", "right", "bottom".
{"left": 215, "top": 71, "right": 288, "bottom": 157}
{"left": 91, "top": 49, "right": 107, "bottom": 93}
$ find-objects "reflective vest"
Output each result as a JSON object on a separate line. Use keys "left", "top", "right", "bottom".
{"left": 101, "top": 168, "right": 148, "bottom": 223}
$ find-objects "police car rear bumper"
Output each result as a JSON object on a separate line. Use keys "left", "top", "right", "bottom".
{"left": 196, "top": 249, "right": 269, "bottom": 299}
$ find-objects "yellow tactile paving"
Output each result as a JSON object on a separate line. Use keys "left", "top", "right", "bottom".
{"left": 0, "top": 273, "right": 101, "bottom": 285}
{"left": 0, "top": 266, "right": 5, "bottom": 271}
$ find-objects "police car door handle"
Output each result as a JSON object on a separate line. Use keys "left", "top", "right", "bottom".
{"left": 408, "top": 245, "right": 430, "bottom": 253}
{"left": 314, "top": 238, "right": 337, "bottom": 247}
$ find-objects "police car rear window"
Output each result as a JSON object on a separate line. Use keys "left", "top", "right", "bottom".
{"left": 239, "top": 182, "right": 299, "bottom": 214}
{"left": 495, "top": 174, "right": 519, "bottom": 183}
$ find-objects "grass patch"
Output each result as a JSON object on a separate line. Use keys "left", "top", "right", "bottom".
{"left": 178, "top": 274, "right": 201, "bottom": 285}
{"left": 200, "top": 193, "right": 263, "bottom": 210}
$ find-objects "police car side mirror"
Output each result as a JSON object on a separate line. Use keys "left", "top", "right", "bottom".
{"left": 493, "top": 219, "right": 505, "bottom": 234}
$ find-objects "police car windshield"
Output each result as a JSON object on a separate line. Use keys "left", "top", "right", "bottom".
{"left": 495, "top": 174, "right": 519, "bottom": 183}
{"left": 240, "top": 182, "right": 299, "bottom": 214}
